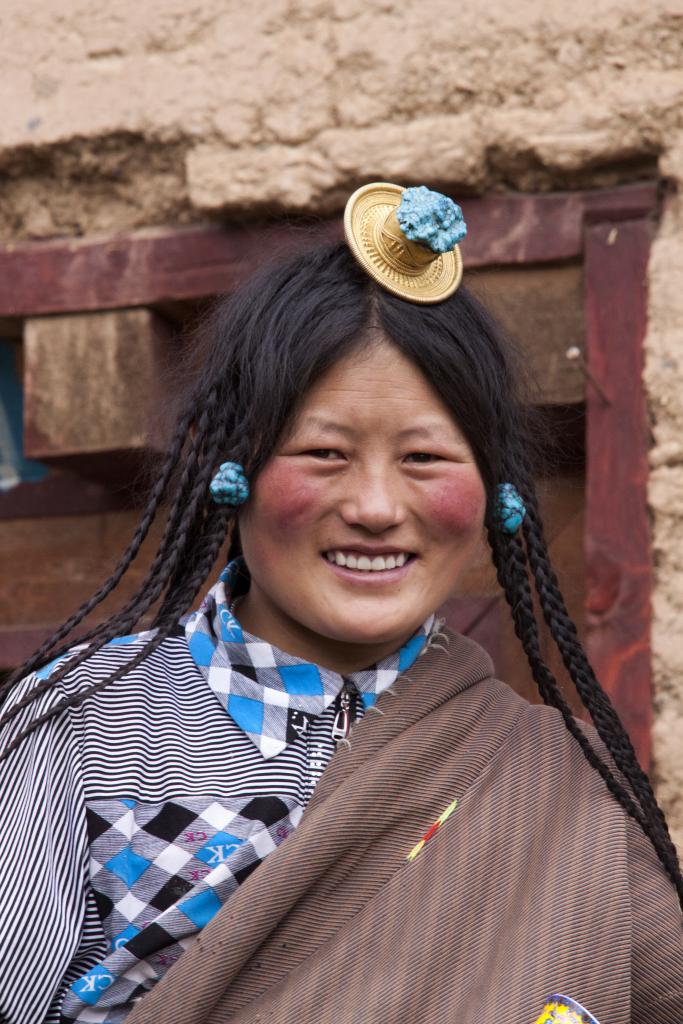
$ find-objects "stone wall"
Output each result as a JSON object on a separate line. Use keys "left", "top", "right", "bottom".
{"left": 2, "top": 0, "right": 683, "bottom": 846}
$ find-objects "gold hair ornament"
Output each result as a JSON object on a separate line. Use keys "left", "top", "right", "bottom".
{"left": 343, "top": 182, "right": 466, "bottom": 304}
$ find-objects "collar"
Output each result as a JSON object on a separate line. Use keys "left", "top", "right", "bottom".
{"left": 184, "top": 559, "right": 434, "bottom": 759}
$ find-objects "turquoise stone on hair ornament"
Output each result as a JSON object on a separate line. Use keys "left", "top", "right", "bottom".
{"left": 343, "top": 181, "right": 465, "bottom": 303}
{"left": 209, "top": 462, "right": 250, "bottom": 506}
{"left": 396, "top": 185, "right": 467, "bottom": 254}
{"left": 496, "top": 482, "right": 526, "bottom": 534}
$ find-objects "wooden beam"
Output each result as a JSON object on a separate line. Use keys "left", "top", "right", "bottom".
{"left": 0, "top": 220, "right": 341, "bottom": 319}
{"left": 463, "top": 182, "right": 657, "bottom": 267}
{"left": 584, "top": 218, "right": 653, "bottom": 770}
{"left": 0, "top": 184, "right": 657, "bottom": 318}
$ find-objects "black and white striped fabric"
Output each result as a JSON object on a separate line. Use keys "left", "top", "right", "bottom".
{"left": 0, "top": 565, "right": 435, "bottom": 1024}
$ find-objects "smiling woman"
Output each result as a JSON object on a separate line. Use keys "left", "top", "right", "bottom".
{"left": 1, "top": 184, "right": 681, "bottom": 1024}
{"left": 237, "top": 343, "right": 486, "bottom": 669}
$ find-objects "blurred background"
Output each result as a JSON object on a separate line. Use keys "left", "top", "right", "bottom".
{"left": 1, "top": 0, "right": 682, "bottom": 847}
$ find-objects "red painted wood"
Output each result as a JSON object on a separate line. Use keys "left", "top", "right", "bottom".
{"left": 0, "top": 627, "right": 55, "bottom": 669}
{"left": 0, "top": 469, "right": 138, "bottom": 519}
{"left": 584, "top": 218, "right": 653, "bottom": 770}
{"left": 439, "top": 596, "right": 503, "bottom": 674}
{"left": 0, "top": 220, "right": 342, "bottom": 318}
{"left": 463, "top": 182, "right": 657, "bottom": 268}
{"left": 0, "top": 184, "right": 657, "bottom": 318}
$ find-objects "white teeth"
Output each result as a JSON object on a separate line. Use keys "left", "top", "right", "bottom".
{"left": 325, "top": 551, "right": 411, "bottom": 572}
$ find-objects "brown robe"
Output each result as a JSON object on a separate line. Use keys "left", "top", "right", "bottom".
{"left": 127, "top": 630, "right": 683, "bottom": 1024}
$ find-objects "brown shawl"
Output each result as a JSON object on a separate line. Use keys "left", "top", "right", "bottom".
{"left": 127, "top": 630, "right": 682, "bottom": 1024}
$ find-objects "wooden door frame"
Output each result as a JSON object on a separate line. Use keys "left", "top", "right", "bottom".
{"left": 0, "top": 183, "right": 659, "bottom": 766}
{"left": 584, "top": 216, "right": 654, "bottom": 768}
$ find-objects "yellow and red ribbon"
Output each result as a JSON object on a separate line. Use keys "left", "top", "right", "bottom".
{"left": 406, "top": 798, "right": 458, "bottom": 862}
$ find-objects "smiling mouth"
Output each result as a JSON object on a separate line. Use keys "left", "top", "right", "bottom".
{"left": 323, "top": 550, "right": 415, "bottom": 573}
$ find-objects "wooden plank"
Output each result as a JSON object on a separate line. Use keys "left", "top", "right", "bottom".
{"left": 0, "top": 511, "right": 166, "bottom": 663}
{"left": 468, "top": 265, "right": 586, "bottom": 406}
{"left": 0, "top": 184, "right": 657, "bottom": 317}
{"left": 23, "top": 309, "right": 175, "bottom": 458}
{"left": 584, "top": 218, "right": 653, "bottom": 770}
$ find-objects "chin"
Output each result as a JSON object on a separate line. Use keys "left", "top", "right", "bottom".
{"left": 321, "top": 613, "right": 422, "bottom": 649}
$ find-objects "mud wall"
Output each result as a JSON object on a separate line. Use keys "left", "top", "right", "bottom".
{"left": 2, "top": 0, "right": 680, "bottom": 237}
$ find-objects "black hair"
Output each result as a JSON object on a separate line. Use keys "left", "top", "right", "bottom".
{"left": 2, "top": 240, "right": 681, "bottom": 908}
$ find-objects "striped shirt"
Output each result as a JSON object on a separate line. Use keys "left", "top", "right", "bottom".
{"left": 0, "top": 572, "right": 434, "bottom": 1023}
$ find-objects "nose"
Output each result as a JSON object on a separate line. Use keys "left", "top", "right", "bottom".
{"left": 338, "top": 464, "right": 407, "bottom": 534}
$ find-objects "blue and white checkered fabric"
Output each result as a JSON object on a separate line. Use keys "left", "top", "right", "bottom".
{"left": 184, "top": 559, "right": 434, "bottom": 759}
{"left": 61, "top": 795, "right": 301, "bottom": 1022}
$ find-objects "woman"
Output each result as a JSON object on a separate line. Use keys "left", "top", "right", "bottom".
{"left": 1, "top": 183, "right": 681, "bottom": 1024}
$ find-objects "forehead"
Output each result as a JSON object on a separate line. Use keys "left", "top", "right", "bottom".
{"left": 292, "top": 341, "right": 460, "bottom": 435}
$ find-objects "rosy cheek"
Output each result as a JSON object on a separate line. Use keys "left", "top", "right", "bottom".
{"left": 250, "top": 460, "right": 325, "bottom": 535}
{"left": 423, "top": 474, "right": 486, "bottom": 536}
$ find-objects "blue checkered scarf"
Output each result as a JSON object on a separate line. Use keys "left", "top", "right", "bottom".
{"left": 185, "top": 559, "right": 435, "bottom": 758}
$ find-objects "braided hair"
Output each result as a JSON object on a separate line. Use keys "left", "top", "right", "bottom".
{"left": 2, "top": 241, "right": 681, "bottom": 909}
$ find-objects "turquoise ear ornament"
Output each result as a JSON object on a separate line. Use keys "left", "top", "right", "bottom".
{"left": 209, "top": 462, "right": 250, "bottom": 506}
{"left": 496, "top": 482, "right": 526, "bottom": 534}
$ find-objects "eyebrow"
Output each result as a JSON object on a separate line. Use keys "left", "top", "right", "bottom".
{"left": 395, "top": 424, "right": 454, "bottom": 441}
{"left": 297, "top": 417, "right": 463, "bottom": 443}
{"left": 297, "top": 417, "right": 356, "bottom": 437}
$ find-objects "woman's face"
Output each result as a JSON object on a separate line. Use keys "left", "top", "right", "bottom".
{"left": 237, "top": 340, "right": 487, "bottom": 671}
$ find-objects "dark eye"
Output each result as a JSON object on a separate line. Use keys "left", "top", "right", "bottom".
{"left": 405, "top": 452, "right": 441, "bottom": 463}
{"left": 306, "top": 449, "right": 343, "bottom": 460}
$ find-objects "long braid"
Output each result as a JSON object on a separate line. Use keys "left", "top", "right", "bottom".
{"left": 0, "top": 405, "right": 195, "bottom": 698}
{"left": 520, "top": 496, "right": 683, "bottom": 879}
{"left": 1, "top": 390, "right": 220, "bottom": 702}
{"left": 0, "top": 502, "right": 231, "bottom": 762}
{"left": 488, "top": 522, "right": 649, "bottom": 832}
{"left": 523, "top": 502, "right": 660, "bottom": 798}
{"left": 0, "top": 392, "right": 231, "bottom": 734}
{"left": 153, "top": 505, "right": 232, "bottom": 629}
{"left": 488, "top": 480, "right": 683, "bottom": 908}
{"left": 77, "top": 390, "right": 229, "bottom": 642}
